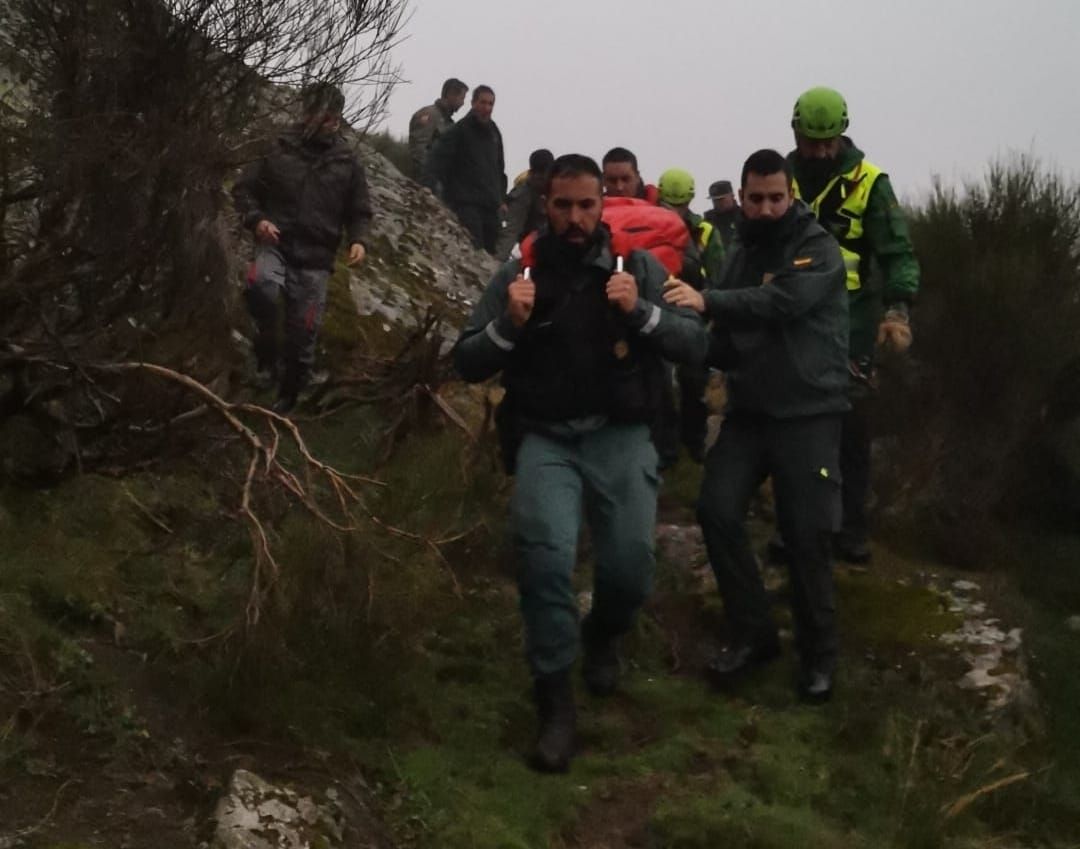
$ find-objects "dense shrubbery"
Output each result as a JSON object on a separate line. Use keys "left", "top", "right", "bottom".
{"left": 878, "top": 157, "right": 1080, "bottom": 558}
{"left": 0, "top": 0, "right": 407, "bottom": 478}
{"left": 365, "top": 129, "right": 414, "bottom": 178}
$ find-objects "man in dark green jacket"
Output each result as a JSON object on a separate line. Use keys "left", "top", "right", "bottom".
{"left": 704, "top": 180, "right": 739, "bottom": 250}
{"left": 664, "top": 149, "right": 849, "bottom": 703}
{"left": 425, "top": 85, "right": 506, "bottom": 255}
{"left": 455, "top": 154, "right": 707, "bottom": 772}
{"left": 233, "top": 83, "right": 372, "bottom": 413}
{"left": 788, "top": 86, "right": 920, "bottom": 563}
{"left": 408, "top": 77, "right": 468, "bottom": 180}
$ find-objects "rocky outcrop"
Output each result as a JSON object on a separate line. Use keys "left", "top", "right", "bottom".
{"left": 349, "top": 139, "right": 499, "bottom": 338}
{"left": 212, "top": 769, "right": 345, "bottom": 849}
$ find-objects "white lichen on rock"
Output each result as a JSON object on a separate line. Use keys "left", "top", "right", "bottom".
{"left": 939, "top": 580, "right": 1033, "bottom": 712}
{"left": 213, "top": 769, "right": 345, "bottom": 849}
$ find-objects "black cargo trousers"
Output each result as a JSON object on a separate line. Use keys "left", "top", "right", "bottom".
{"left": 697, "top": 412, "right": 843, "bottom": 673}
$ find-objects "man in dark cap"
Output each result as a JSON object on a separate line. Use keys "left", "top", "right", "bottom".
{"left": 704, "top": 179, "right": 739, "bottom": 250}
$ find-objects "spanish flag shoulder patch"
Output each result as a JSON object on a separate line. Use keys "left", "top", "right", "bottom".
{"left": 792, "top": 257, "right": 814, "bottom": 268}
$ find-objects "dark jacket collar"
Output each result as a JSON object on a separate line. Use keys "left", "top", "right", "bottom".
{"left": 735, "top": 200, "right": 816, "bottom": 251}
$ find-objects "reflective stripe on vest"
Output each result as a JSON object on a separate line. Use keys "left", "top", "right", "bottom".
{"left": 793, "top": 160, "right": 883, "bottom": 292}
{"left": 697, "top": 220, "right": 715, "bottom": 278}
{"left": 697, "top": 220, "right": 714, "bottom": 252}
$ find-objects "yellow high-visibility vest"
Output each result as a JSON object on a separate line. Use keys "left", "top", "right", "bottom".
{"left": 697, "top": 220, "right": 714, "bottom": 252}
{"left": 693, "top": 219, "right": 716, "bottom": 281}
{"left": 793, "top": 160, "right": 883, "bottom": 291}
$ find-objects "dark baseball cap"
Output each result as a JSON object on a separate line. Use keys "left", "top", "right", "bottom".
{"left": 708, "top": 180, "right": 734, "bottom": 197}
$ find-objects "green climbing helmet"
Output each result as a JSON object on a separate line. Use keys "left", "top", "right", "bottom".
{"left": 791, "top": 86, "right": 849, "bottom": 139}
{"left": 658, "top": 168, "right": 695, "bottom": 205}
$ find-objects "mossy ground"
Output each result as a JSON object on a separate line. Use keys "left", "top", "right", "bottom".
{"left": 0, "top": 419, "right": 1078, "bottom": 847}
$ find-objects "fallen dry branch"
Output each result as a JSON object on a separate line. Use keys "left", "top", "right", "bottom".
{"left": 85, "top": 360, "right": 470, "bottom": 623}
{"left": 0, "top": 778, "right": 79, "bottom": 849}
{"left": 1, "top": 343, "right": 474, "bottom": 631}
{"left": 122, "top": 483, "right": 175, "bottom": 534}
{"left": 92, "top": 361, "right": 388, "bottom": 625}
{"left": 421, "top": 383, "right": 475, "bottom": 443}
{"left": 941, "top": 770, "right": 1031, "bottom": 820}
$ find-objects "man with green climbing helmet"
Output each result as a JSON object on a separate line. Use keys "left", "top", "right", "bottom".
{"left": 782, "top": 85, "right": 921, "bottom": 566}
{"left": 657, "top": 167, "right": 725, "bottom": 464}
{"left": 791, "top": 86, "right": 849, "bottom": 140}
{"left": 657, "top": 168, "right": 696, "bottom": 207}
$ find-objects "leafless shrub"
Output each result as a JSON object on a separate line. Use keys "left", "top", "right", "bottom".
{"left": 0, "top": 0, "right": 408, "bottom": 467}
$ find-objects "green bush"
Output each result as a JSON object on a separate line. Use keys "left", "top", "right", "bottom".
{"left": 880, "top": 156, "right": 1080, "bottom": 556}
{"left": 364, "top": 129, "right": 414, "bottom": 179}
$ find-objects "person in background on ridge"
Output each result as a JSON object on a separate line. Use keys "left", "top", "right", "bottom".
{"left": 408, "top": 77, "right": 468, "bottom": 181}
{"left": 657, "top": 167, "right": 726, "bottom": 463}
{"left": 425, "top": 85, "right": 507, "bottom": 255}
{"left": 785, "top": 86, "right": 920, "bottom": 565}
{"left": 601, "top": 147, "right": 659, "bottom": 203}
{"left": 454, "top": 154, "right": 707, "bottom": 773}
{"left": 704, "top": 180, "right": 739, "bottom": 250}
{"left": 664, "top": 148, "right": 849, "bottom": 704}
{"left": 658, "top": 168, "right": 725, "bottom": 290}
{"left": 233, "top": 83, "right": 372, "bottom": 415}
{"left": 497, "top": 148, "right": 554, "bottom": 259}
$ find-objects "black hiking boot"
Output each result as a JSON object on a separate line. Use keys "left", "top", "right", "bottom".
{"left": 834, "top": 533, "right": 871, "bottom": 565}
{"left": 531, "top": 669, "right": 576, "bottom": 773}
{"left": 254, "top": 366, "right": 278, "bottom": 392}
{"left": 271, "top": 393, "right": 298, "bottom": 415}
{"left": 581, "top": 614, "right": 620, "bottom": 697}
{"left": 797, "top": 666, "right": 835, "bottom": 704}
{"left": 272, "top": 367, "right": 308, "bottom": 416}
{"left": 765, "top": 532, "right": 789, "bottom": 565}
{"left": 705, "top": 637, "right": 782, "bottom": 690}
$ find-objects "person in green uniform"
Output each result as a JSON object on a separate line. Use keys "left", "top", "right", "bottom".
{"left": 787, "top": 86, "right": 920, "bottom": 564}
{"left": 454, "top": 154, "right": 707, "bottom": 772}
{"left": 664, "top": 148, "right": 849, "bottom": 703}
{"left": 704, "top": 179, "right": 739, "bottom": 250}
{"left": 657, "top": 167, "right": 726, "bottom": 461}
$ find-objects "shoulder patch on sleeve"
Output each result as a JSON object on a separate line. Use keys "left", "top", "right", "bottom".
{"left": 792, "top": 257, "right": 814, "bottom": 268}
{"left": 417, "top": 112, "right": 430, "bottom": 125}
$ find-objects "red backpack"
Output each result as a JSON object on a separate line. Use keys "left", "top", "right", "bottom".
{"left": 518, "top": 197, "right": 688, "bottom": 276}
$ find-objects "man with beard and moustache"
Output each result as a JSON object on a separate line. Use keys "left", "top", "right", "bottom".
{"left": 704, "top": 180, "right": 739, "bottom": 250}
{"left": 233, "top": 83, "right": 372, "bottom": 414}
{"left": 785, "top": 86, "right": 920, "bottom": 565}
{"left": 425, "top": 84, "right": 506, "bottom": 254}
{"left": 454, "top": 154, "right": 707, "bottom": 772}
{"left": 664, "top": 149, "right": 849, "bottom": 703}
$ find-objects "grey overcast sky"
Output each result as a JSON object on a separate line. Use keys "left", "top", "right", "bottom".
{"left": 381, "top": 0, "right": 1080, "bottom": 212}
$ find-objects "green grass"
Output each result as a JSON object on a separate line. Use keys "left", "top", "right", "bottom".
{"left": 0, "top": 400, "right": 1070, "bottom": 848}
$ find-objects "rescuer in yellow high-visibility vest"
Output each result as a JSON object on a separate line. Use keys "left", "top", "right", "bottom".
{"left": 785, "top": 86, "right": 921, "bottom": 565}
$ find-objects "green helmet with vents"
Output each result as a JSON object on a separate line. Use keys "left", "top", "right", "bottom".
{"left": 791, "top": 86, "right": 849, "bottom": 139}
{"left": 658, "top": 168, "right": 695, "bottom": 205}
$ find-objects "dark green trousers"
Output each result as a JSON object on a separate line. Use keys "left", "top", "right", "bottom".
{"left": 697, "top": 413, "right": 842, "bottom": 672}
{"left": 512, "top": 423, "right": 659, "bottom": 676}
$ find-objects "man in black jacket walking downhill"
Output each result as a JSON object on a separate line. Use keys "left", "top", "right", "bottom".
{"left": 425, "top": 85, "right": 506, "bottom": 255}
{"left": 233, "top": 83, "right": 372, "bottom": 413}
